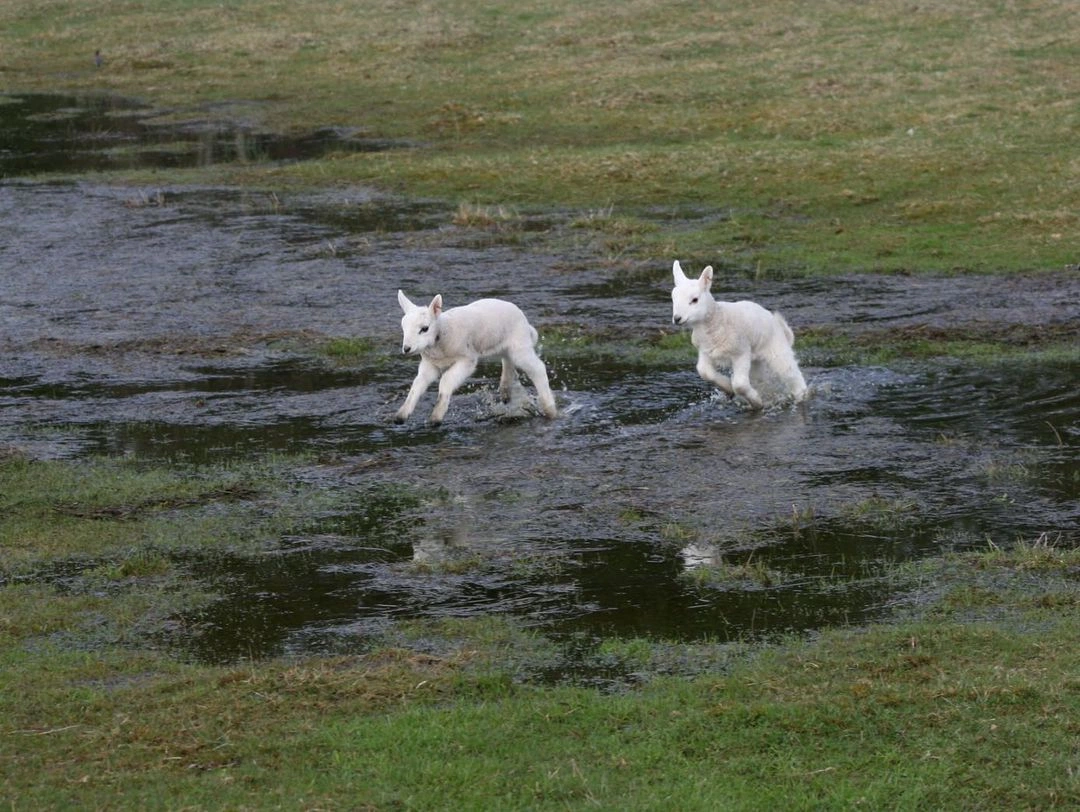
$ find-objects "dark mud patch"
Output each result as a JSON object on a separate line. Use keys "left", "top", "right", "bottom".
{"left": 1, "top": 179, "right": 1078, "bottom": 669}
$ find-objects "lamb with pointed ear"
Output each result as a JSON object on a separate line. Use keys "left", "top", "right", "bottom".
{"left": 670, "top": 260, "right": 807, "bottom": 409}
{"left": 394, "top": 290, "right": 558, "bottom": 425}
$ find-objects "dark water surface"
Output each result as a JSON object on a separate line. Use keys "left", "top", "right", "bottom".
{"left": 1, "top": 98, "right": 1078, "bottom": 666}
{"left": 0, "top": 92, "right": 398, "bottom": 176}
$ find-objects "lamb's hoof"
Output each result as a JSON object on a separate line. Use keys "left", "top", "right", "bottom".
{"left": 393, "top": 414, "right": 406, "bottom": 424}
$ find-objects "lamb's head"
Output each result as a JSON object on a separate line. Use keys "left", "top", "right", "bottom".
{"left": 397, "top": 290, "right": 442, "bottom": 354}
{"left": 670, "top": 261, "right": 714, "bottom": 326}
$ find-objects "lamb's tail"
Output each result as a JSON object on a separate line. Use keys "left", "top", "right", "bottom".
{"left": 774, "top": 312, "right": 795, "bottom": 346}
{"left": 529, "top": 324, "right": 539, "bottom": 347}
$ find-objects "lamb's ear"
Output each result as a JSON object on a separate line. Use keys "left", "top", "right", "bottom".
{"left": 430, "top": 294, "right": 443, "bottom": 317}
{"left": 397, "top": 289, "right": 413, "bottom": 312}
{"left": 700, "top": 266, "right": 714, "bottom": 291}
{"left": 672, "top": 260, "right": 688, "bottom": 284}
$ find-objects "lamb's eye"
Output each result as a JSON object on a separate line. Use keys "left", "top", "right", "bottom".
{"left": 690, "top": 297, "right": 699, "bottom": 304}
{"left": 419, "top": 326, "right": 429, "bottom": 334}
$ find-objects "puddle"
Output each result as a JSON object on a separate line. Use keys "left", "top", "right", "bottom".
{"left": 7, "top": 350, "right": 1075, "bottom": 665}
{"left": 1, "top": 99, "right": 1078, "bottom": 669}
{"left": 0, "top": 93, "right": 401, "bottom": 177}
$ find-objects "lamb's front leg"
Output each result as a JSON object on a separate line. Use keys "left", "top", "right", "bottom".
{"left": 395, "top": 358, "right": 440, "bottom": 423}
{"left": 429, "top": 358, "right": 477, "bottom": 424}
{"left": 696, "top": 352, "right": 734, "bottom": 397}
{"left": 730, "top": 353, "right": 763, "bottom": 410}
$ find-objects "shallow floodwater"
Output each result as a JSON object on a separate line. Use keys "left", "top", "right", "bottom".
{"left": 1, "top": 97, "right": 1078, "bottom": 666}
{"left": 0, "top": 92, "right": 397, "bottom": 176}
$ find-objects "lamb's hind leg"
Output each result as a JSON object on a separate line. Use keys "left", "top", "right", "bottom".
{"left": 772, "top": 346, "right": 808, "bottom": 402}
{"left": 512, "top": 349, "right": 557, "bottom": 418}
{"left": 787, "top": 362, "right": 808, "bottom": 402}
{"left": 498, "top": 357, "right": 516, "bottom": 402}
{"left": 429, "top": 358, "right": 477, "bottom": 424}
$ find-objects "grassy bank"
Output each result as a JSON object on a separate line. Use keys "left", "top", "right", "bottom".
{"left": 2, "top": 0, "right": 1078, "bottom": 272}
{"left": 2, "top": 452, "right": 1079, "bottom": 808}
{"left": 7, "top": 611, "right": 1080, "bottom": 809}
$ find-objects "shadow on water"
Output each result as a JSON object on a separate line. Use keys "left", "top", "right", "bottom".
{"left": 0, "top": 92, "right": 401, "bottom": 176}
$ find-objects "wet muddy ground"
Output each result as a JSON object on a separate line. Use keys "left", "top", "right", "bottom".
{"left": 2, "top": 94, "right": 1078, "bottom": 668}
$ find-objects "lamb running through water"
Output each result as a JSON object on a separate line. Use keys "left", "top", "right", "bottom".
{"left": 670, "top": 260, "right": 807, "bottom": 409}
{"left": 394, "top": 290, "right": 558, "bottom": 425}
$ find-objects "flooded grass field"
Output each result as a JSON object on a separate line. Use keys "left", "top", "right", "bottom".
{"left": 2, "top": 94, "right": 1078, "bottom": 672}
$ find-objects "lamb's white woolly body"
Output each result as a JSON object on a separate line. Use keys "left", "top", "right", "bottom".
{"left": 671, "top": 260, "right": 807, "bottom": 409}
{"left": 395, "top": 290, "right": 557, "bottom": 424}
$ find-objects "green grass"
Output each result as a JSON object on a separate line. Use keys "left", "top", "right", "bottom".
{"left": 839, "top": 495, "right": 921, "bottom": 531}
{"left": 3, "top": 528, "right": 1079, "bottom": 808}
{"left": 315, "top": 336, "right": 382, "bottom": 367}
{"left": 2, "top": 0, "right": 1077, "bottom": 273}
{"left": 798, "top": 325, "right": 1080, "bottom": 367}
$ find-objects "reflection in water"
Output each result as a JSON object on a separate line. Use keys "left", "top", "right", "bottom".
{"left": 680, "top": 543, "right": 721, "bottom": 570}
{"left": 0, "top": 92, "right": 401, "bottom": 177}
{"left": 412, "top": 535, "right": 461, "bottom": 566}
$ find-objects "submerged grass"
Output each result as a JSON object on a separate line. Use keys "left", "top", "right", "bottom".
{"left": 0, "top": 454, "right": 341, "bottom": 568}
{"left": 2, "top": 0, "right": 1078, "bottom": 273}
{"left": 682, "top": 554, "right": 787, "bottom": 590}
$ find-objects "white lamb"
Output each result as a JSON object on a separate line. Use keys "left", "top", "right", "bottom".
{"left": 670, "top": 260, "right": 807, "bottom": 409}
{"left": 394, "top": 290, "right": 558, "bottom": 425}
